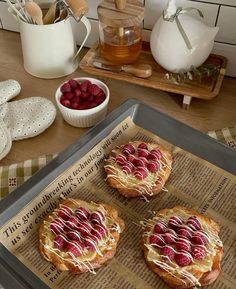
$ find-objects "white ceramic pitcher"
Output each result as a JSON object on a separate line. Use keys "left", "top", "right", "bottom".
{"left": 9, "top": 5, "right": 91, "bottom": 78}
{"left": 150, "top": 0, "right": 219, "bottom": 73}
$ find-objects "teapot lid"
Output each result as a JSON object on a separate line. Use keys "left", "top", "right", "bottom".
{"left": 97, "top": 0, "right": 144, "bottom": 28}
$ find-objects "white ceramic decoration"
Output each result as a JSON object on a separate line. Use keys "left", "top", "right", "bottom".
{"left": 9, "top": 4, "right": 91, "bottom": 78}
{"left": 150, "top": 0, "right": 219, "bottom": 73}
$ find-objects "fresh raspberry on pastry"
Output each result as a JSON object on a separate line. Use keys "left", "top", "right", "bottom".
{"left": 141, "top": 206, "right": 223, "bottom": 289}
{"left": 104, "top": 141, "right": 173, "bottom": 198}
{"left": 39, "top": 199, "right": 125, "bottom": 274}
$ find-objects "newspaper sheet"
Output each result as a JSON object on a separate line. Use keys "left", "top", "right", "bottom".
{"left": 0, "top": 117, "right": 235, "bottom": 289}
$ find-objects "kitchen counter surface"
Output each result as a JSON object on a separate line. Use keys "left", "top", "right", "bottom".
{"left": 0, "top": 29, "right": 236, "bottom": 166}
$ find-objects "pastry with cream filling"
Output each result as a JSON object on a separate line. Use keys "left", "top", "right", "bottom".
{"left": 104, "top": 141, "right": 173, "bottom": 198}
{"left": 141, "top": 206, "right": 223, "bottom": 288}
{"left": 39, "top": 198, "right": 125, "bottom": 274}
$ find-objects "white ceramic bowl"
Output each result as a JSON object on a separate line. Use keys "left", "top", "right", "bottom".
{"left": 55, "top": 77, "right": 110, "bottom": 128}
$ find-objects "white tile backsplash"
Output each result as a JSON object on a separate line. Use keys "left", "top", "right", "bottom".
{"left": 144, "top": 0, "right": 219, "bottom": 29}
{"left": 71, "top": 17, "right": 99, "bottom": 48}
{"left": 213, "top": 42, "right": 236, "bottom": 77}
{"left": 0, "top": 0, "right": 236, "bottom": 76}
{"left": 216, "top": 6, "right": 236, "bottom": 45}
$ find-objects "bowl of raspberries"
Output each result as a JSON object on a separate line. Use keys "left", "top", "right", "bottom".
{"left": 55, "top": 77, "right": 110, "bottom": 127}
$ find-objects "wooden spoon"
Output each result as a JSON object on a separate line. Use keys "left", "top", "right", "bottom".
{"left": 25, "top": 1, "right": 43, "bottom": 25}
{"left": 43, "top": 2, "right": 57, "bottom": 24}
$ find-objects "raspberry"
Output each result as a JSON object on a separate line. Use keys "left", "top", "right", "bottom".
{"left": 54, "top": 234, "right": 67, "bottom": 249}
{"left": 71, "top": 102, "right": 79, "bottom": 109}
{"left": 147, "top": 161, "right": 159, "bottom": 173}
{"left": 168, "top": 216, "right": 183, "bottom": 231}
{"left": 126, "top": 154, "right": 135, "bottom": 163}
{"left": 88, "top": 83, "right": 101, "bottom": 96}
{"left": 74, "top": 88, "right": 81, "bottom": 97}
{"left": 77, "top": 221, "right": 92, "bottom": 237}
{"left": 176, "top": 239, "right": 191, "bottom": 252}
{"left": 191, "top": 245, "right": 207, "bottom": 260}
{"left": 67, "top": 241, "right": 84, "bottom": 257}
{"left": 163, "top": 229, "right": 177, "bottom": 244}
{"left": 133, "top": 158, "right": 146, "bottom": 167}
{"left": 149, "top": 234, "right": 165, "bottom": 246}
{"left": 134, "top": 167, "right": 148, "bottom": 180}
{"left": 160, "top": 246, "right": 175, "bottom": 260}
{"left": 80, "top": 80, "right": 91, "bottom": 92}
{"left": 187, "top": 216, "right": 201, "bottom": 230}
{"left": 150, "top": 149, "right": 162, "bottom": 159}
{"left": 60, "top": 82, "right": 71, "bottom": 94}
{"left": 178, "top": 226, "right": 193, "bottom": 239}
{"left": 175, "top": 252, "right": 193, "bottom": 266}
{"left": 148, "top": 149, "right": 162, "bottom": 161}
{"left": 191, "top": 231, "right": 208, "bottom": 245}
{"left": 80, "top": 91, "right": 89, "bottom": 99}
{"left": 58, "top": 205, "right": 73, "bottom": 220}
{"left": 92, "top": 224, "right": 107, "bottom": 239}
{"left": 91, "top": 211, "right": 105, "bottom": 224}
{"left": 66, "top": 216, "right": 79, "bottom": 230}
{"left": 153, "top": 221, "right": 167, "bottom": 234}
{"left": 78, "top": 104, "right": 88, "bottom": 110}
{"left": 68, "top": 79, "right": 79, "bottom": 90}
{"left": 67, "top": 230, "right": 81, "bottom": 241}
{"left": 84, "top": 235, "right": 99, "bottom": 251}
{"left": 88, "top": 102, "right": 98, "bottom": 109}
{"left": 95, "top": 94, "right": 106, "bottom": 105}
{"left": 60, "top": 98, "right": 71, "bottom": 108}
{"left": 75, "top": 207, "right": 90, "bottom": 221}
{"left": 138, "top": 143, "right": 148, "bottom": 150}
{"left": 50, "top": 218, "right": 64, "bottom": 234}
{"left": 115, "top": 154, "right": 127, "bottom": 166}
{"left": 123, "top": 143, "right": 135, "bottom": 155}
{"left": 122, "top": 163, "right": 133, "bottom": 174}
{"left": 64, "top": 92, "right": 75, "bottom": 100}
{"left": 137, "top": 148, "right": 149, "bottom": 158}
{"left": 97, "top": 89, "right": 105, "bottom": 98}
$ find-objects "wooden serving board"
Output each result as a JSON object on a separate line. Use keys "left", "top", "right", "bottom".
{"left": 79, "top": 42, "right": 227, "bottom": 109}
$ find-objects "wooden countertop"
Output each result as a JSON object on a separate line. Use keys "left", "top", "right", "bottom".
{"left": 0, "top": 29, "right": 236, "bottom": 166}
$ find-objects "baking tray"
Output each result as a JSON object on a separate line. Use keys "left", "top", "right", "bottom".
{"left": 0, "top": 99, "right": 235, "bottom": 289}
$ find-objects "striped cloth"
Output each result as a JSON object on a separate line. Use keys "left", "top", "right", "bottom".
{"left": 0, "top": 125, "right": 235, "bottom": 200}
{"left": 0, "top": 154, "right": 57, "bottom": 200}
{"left": 207, "top": 125, "right": 236, "bottom": 150}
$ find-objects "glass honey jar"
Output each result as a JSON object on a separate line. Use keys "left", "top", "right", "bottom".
{"left": 97, "top": 0, "right": 144, "bottom": 64}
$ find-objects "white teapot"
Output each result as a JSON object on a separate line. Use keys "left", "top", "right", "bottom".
{"left": 150, "top": 0, "right": 219, "bottom": 73}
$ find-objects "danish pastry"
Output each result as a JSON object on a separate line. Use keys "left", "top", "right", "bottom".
{"left": 39, "top": 198, "right": 125, "bottom": 274}
{"left": 142, "top": 206, "right": 223, "bottom": 288}
{"left": 104, "top": 141, "right": 173, "bottom": 198}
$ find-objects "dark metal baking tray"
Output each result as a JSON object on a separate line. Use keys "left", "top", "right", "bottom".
{"left": 0, "top": 99, "right": 235, "bottom": 289}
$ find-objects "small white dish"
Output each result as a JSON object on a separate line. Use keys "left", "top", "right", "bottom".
{"left": 55, "top": 77, "right": 110, "bottom": 128}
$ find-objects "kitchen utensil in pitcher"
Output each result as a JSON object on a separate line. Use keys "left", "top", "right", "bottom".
{"left": 5, "top": 0, "right": 27, "bottom": 22}
{"left": 25, "top": 1, "right": 43, "bottom": 25}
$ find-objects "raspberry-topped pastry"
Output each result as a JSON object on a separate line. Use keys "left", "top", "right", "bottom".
{"left": 142, "top": 206, "right": 223, "bottom": 289}
{"left": 39, "top": 199, "right": 125, "bottom": 274}
{"left": 104, "top": 141, "right": 172, "bottom": 198}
